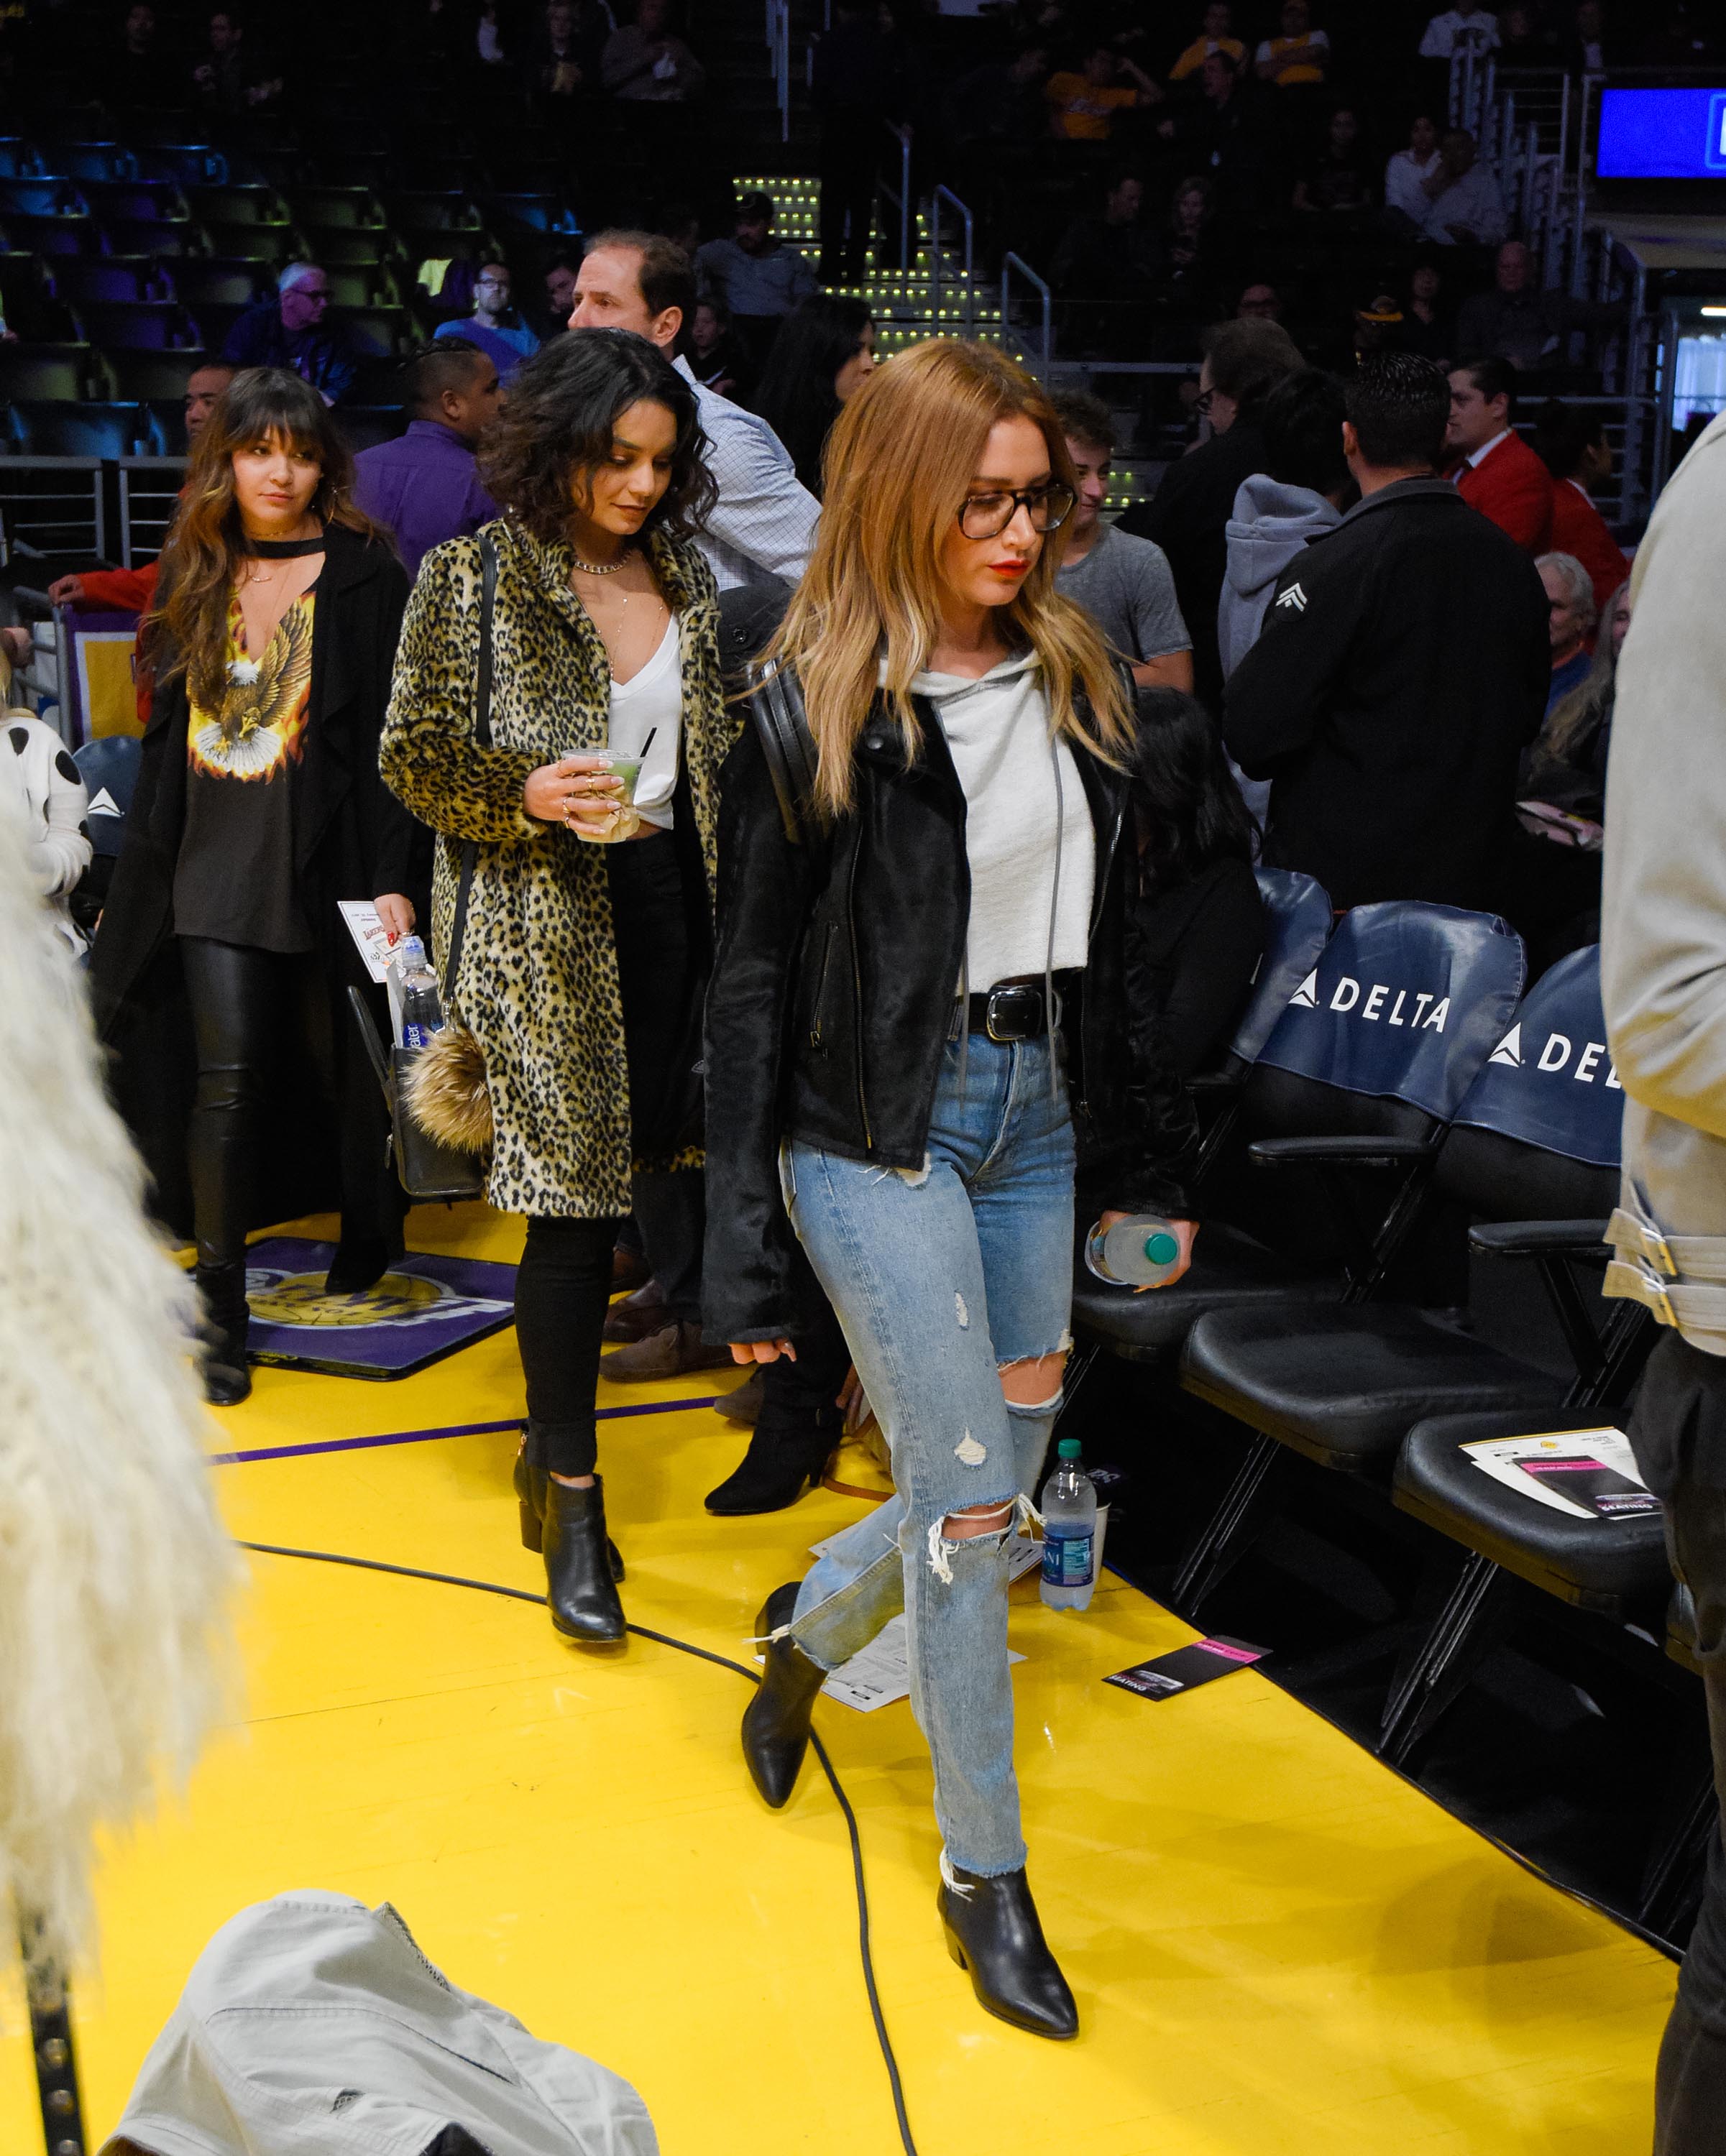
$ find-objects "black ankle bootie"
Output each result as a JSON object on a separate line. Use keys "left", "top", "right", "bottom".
{"left": 323, "top": 1235, "right": 393, "bottom": 1296}
{"left": 513, "top": 1449, "right": 623, "bottom": 1584}
{"left": 530, "top": 1471, "right": 627, "bottom": 1643}
{"left": 937, "top": 1863, "right": 1079, "bottom": 2040}
{"left": 741, "top": 1582, "right": 828, "bottom": 1807}
{"left": 704, "top": 1405, "right": 839, "bottom": 1515}
{"left": 196, "top": 1262, "right": 252, "bottom": 1407}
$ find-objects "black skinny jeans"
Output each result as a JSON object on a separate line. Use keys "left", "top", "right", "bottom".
{"left": 181, "top": 936, "right": 390, "bottom": 1273}
{"left": 1630, "top": 1330, "right": 1726, "bottom": 2155}
{"left": 517, "top": 834, "right": 701, "bottom": 1480}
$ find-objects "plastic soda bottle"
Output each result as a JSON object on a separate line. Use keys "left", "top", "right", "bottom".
{"left": 1085, "top": 1214, "right": 1185, "bottom": 1287}
{"left": 393, "top": 936, "right": 445, "bottom": 1049}
{"left": 1040, "top": 1438, "right": 1098, "bottom": 1611}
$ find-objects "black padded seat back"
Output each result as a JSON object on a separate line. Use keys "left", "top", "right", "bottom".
{"left": 1438, "top": 946, "right": 1622, "bottom": 1220}
{"left": 1241, "top": 1061, "right": 1438, "bottom": 1143}
{"left": 1228, "top": 866, "right": 1333, "bottom": 1067}
{"left": 1242, "top": 900, "right": 1527, "bottom": 1135}
{"left": 1433, "top": 1124, "right": 1619, "bottom": 1224}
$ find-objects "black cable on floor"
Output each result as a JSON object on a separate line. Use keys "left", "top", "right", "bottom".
{"left": 239, "top": 1542, "right": 919, "bottom": 2156}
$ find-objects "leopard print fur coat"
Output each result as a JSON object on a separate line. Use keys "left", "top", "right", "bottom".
{"left": 380, "top": 517, "right": 737, "bottom": 1218}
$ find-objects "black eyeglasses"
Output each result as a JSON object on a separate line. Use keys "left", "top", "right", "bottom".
{"left": 957, "top": 482, "right": 1076, "bottom": 540}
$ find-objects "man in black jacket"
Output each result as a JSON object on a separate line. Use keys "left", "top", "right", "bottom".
{"left": 1224, "top": 350, "right": 1549, "bottom": 913}
{"left": 1118, "top": 318, "right": 1302, "bottom": 711}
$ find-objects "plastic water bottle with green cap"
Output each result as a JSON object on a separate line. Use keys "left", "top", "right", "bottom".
{"left": 1085, "top": 1212, "right": 1185, "bottom": 1288}
{"left": 1039, "top": 1439, "right": 1097, "bottom": 1611}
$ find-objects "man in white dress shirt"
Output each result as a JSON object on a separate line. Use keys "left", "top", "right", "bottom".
{"left": 569, "top": 228, "right": 819, "bottom": 591}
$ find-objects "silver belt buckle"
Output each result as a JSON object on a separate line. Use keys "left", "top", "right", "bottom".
{"left": 986, "top": 984, "right": 1043, "bottom": 1041}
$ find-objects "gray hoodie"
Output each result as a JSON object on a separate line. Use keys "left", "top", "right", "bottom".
{"left": 1602, "top": 411, "right": 1726, "bottom": 1354}
{"left": 1218, "top": 473, "right": 1343, "bottom": 681}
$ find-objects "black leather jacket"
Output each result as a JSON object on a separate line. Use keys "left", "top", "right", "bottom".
{"left": 702, "top": 688, "right": 1199, "bottom": 1342}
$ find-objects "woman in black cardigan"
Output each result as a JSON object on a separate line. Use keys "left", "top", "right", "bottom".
{"left": 91, "top": 368, "right": 420, "bottom": 1405}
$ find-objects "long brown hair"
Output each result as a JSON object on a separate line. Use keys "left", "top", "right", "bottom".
{"left": 147, "top": 367, "right": 379, "bottom": 709}
{"left": 763, "top": 339, "right": 1134, "bottom": 820}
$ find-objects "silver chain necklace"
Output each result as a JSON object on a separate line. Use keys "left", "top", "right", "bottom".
{"left": 570, "top": 548, "right": 630, "bottom": 576}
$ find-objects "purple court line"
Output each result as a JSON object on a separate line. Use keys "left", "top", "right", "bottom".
{"left": 209, "top": 1396, "right": 723, "bottom": 1468}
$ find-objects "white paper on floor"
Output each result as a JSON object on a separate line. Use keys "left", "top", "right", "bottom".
{"left": 817, "top": 1538, "right": 1044, "bottom": 1713}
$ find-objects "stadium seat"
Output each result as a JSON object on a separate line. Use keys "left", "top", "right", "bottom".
{"left": 0, "top": 254, "right": 74, "bottom": 342}
{"left": 101, "top": 349, "right": 208, "bottom": 402}
{"left": 51, "top": 255, "right": 170, "bottom": 306}
{"left": 55, "top": 144, "right": 140, "bottom": 185}
{"left": 0, "top": 178, "right": 86, "bottom": 221}
{"left": 1178, "top": 944, "right": 1635, "bottom": 1615}
{"left": 474, "top": 191, "right": 580, "bottom": 238}
{"left": 167, "top": 260, "right": 270, "bottom": 310}
{"left": 102, "top": 217, "right": 202, "bottom": 259}
{"left": 193, "top": 222, "right": 296, "bottom": 266}
{"left": 382, "top": 190, "right": 483, "bottom": 235}
{"left": 72, "top": 300, "right": 201, "bottom": 351}
{"left": 304, "top": 229, "right": 393, "bottom": 267}
{"left": 0, "top": 139, "right": 38, "bottom": 180}
{"left": 0, "top": 211, "right": 98, "bottom": 257}
{"left": 329, "top": 305, "right": 409, "bottom": 360}
{"left": 336, "top": 406, "right": 407, "bottom": 453}
{"left": 134, "top": 144, "right": 229, "bottom": 188}
{"left": 81, "top": 180, "right": 189, "bottom": 226}
{"left": 73, "top": 734, "right": 142, "bottom": 852}
{"left": 185, "top": 183, "right": 291, "bottom": 229}
{"left": 0, "top": 344, "right": 94, "bottom": 402}
{"left": 184, "top": 302, "right": 252, "bottom": 354}
{"left": 1072, "top": 895, "right": 1503, "bottom": 1376}
{"left": 9, "top": 401, "right": 152, "bottom": 456}
{"left": 319, "top": 263, "right": 400, "bottom": 309}
{"left": 290, "top": 185, "right": 386, "bottom": 233}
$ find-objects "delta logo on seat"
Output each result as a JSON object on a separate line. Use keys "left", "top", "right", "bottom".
{"left": 1288, "top": 969, "right": 1452, "bottom": 1031}
{"left": 1485, "top": 1022, "right": 1621, "bottom": 1089}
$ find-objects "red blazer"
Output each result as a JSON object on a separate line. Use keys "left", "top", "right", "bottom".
{"left": 1548, "top": 478, "right": 1631, "bottom": 614}
{"left": 1456, "top": 430, "right": 1554, "bottom": 555}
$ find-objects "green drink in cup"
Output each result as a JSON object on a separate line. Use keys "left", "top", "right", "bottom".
{"left": 568, "top": 747, "right": 643, "bottom": 841}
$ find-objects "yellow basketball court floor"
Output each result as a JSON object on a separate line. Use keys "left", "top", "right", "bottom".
{"left": 0, "top": 1204, "right": 1679, "bottom": 2154}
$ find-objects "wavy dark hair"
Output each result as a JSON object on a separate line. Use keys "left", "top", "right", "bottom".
{"left": 751, "top": 293, "right": 874, "bottom": 498}
{"left": 147, "top": 367, "right": 377, "bottom": 708}
{"left": 1130, "top": 688, "right": 1259, "bottom": 893}
{"left": 479, "top": 327, "right": 716, "bottom": 544}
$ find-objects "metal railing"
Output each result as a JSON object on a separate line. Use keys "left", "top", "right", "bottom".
{"left": 1449, "top": 48, "right": 1498, "bottom": 139}
{"left": 768, "top": 0, "right": 791, "bottom": 144}
{"left": 930, "top": 184, "right": 974, "bottom": 336}
{"left": 0, "top": 457, "right": 105, "bottom": 563}
{"left": 877, "top": 121, "right": 912, "bottom": 270}
{"left": 1001, "top": 253, "right": 1051, "bottom": 365}
{"left": 119, "top": 455, "right": 185, "bottom": 568}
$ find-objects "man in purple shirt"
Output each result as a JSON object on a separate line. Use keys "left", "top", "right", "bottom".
{"left": 353, "top": 340, "right": 502, "bottom": 579}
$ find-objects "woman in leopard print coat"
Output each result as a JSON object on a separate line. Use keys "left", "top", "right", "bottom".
{"left": 381, "top": 331, "right": 738, "bottom": 1644}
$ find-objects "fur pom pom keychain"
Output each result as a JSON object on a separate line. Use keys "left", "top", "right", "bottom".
{"left": 405, "top": 1021, "right": 495, "bottom": 1156}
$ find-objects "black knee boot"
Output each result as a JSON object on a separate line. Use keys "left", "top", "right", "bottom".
{"left": 196, "top": 1261, "right": 251, "bottom": 1407}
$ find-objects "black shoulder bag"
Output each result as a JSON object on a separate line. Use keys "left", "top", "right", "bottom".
{"left": 744, "top": 656, "right": 820, "bottom": 845}
{"left": 348, "top": 535, "right": 497, "bottom": 1202}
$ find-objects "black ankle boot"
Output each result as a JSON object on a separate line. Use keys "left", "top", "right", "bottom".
{"left": 538, "top": 1474, "right": 626, "bottom": 1642}
{"left": 937, "top": 1863, "right": 1078, "bottom": 2040}
{"left": 323, "top": 1235, "right": 393, "bottom": 1296}
{"left": 704, "top": 1405, "right": 839, "bottom": 1515}
{"left": 196, "top": 1262, "right": 252, "bottom": 1407}
{"left": 513, "top": 1447, "right": 623, "bottom": 1582}
{"left": 740, "top": 1582, "right": 828, "bottom": 1807}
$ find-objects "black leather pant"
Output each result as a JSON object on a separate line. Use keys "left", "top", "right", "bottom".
{"left": 181, "top": 936, "right": 387, "bottom": 1273}
{"left": 1630, "top": 1331, "right": 1726, "bottom": 2155}
{"left": 516, "top": 836, "right": 702, "bottom": 1480}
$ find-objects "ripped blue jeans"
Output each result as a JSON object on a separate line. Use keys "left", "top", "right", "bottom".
{"left": 782, "top": 1030, "right": 1075, "bottom": 1876}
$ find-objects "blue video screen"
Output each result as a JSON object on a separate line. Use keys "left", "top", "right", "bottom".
{"left": 1597, "top": 88, "right": 1726, "bottom": 180}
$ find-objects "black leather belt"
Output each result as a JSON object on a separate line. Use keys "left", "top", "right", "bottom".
{"left": 955, "top": 977, "right": 1073, "bottom": 1042}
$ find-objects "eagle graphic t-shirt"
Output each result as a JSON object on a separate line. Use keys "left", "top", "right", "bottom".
{"left": 173, "top": 586, "right": 317, "bottom": 952}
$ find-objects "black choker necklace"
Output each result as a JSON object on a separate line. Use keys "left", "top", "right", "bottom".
{"left": 247, "top": 535, "right": 327, "bottom": 558}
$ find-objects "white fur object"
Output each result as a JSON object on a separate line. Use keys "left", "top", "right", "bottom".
{"left": 0, "top": 788, "right": 238, "bottom": 1976}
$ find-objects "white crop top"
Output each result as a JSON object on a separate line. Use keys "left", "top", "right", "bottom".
{"left": 607, "top": 612, "right": 682, "bottom": 831}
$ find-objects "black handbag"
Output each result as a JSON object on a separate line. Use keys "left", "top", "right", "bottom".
{"left": 348, "top": 534, "right": 499, "bottom": 1203}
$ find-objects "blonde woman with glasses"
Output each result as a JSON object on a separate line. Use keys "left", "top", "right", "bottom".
{"left": 703, "top": 341, "right": 1200, "bottom": 2038}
